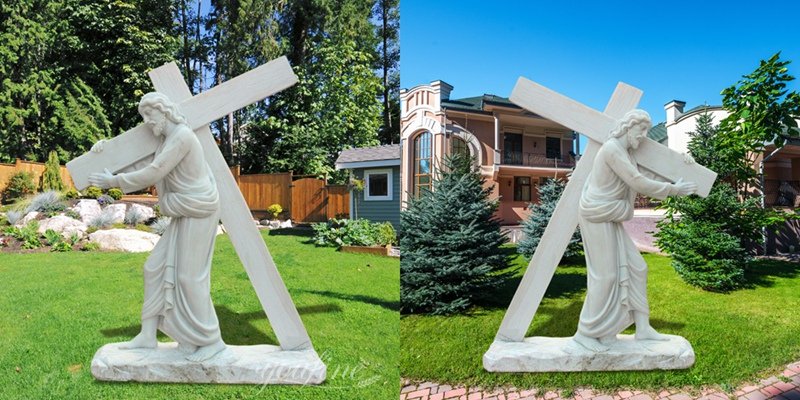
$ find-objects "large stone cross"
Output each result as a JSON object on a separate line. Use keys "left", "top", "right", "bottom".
{"left": 67, "top": 57, "right": 313, "bottom": 351}
{"left": 493, "top": 78, "right": 717, "bottom": 343}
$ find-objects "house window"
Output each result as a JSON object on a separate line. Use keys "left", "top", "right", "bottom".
{"left": 514, "top": 176, "right": 531, "bottom": 202}
{"left": 504, "top": 133, "right": 523, "bottom": 165}
{"left": 364, "top": 168, "right": 392, "bottom": 201}
{"left": 414, "top": 131, "right": 432, "bottom": 195}
{"left": 546, "top": 137, "right": 561, "bottom": 159}
{"left": 451, "top": 136, "right": 469, "bottom": 157}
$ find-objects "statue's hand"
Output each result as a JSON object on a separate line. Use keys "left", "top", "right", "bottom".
{"left": 91, "top": 139, "right": 106, "bottom": 153}
{"left": 88, "top": 168, "right": 114, "bottom": 189}
{"left": 673, "top": 178, "right": 697, "bottom": 196}
{"left": 683, "top": 153, "right": 695, "bottom": 165}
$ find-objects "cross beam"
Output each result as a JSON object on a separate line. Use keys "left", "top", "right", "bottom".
{"left": 67, "top": 58, "right": 313, "bottom": 351}
{"left": 494, "top": 79, "right": 717, "bottom": 343}
{"left": 66, "top": 57, "right": 298, "bottom": 190}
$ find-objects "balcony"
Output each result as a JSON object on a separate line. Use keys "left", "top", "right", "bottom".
{"left": 502, "top": 152, "right": 575, "bottom": 169}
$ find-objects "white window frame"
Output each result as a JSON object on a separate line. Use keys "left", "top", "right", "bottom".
{"left": 363, "top": 168, "right": 393, "bottom": 201}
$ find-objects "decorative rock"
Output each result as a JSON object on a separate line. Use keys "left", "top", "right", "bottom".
{"left": 91, "top": 342, "right": 326, "bottom": 384}
{"left": 106, "top": 203, "right": 127, "bottom": 224}
{"left": 17, "top": 211, "right": 40, "bottom": 226}
{"left": 268, "top": 220, "right": 281, "bottom": 229}
{"left": 38, "top": 215, "right": 88, "bottom": 239}
{"left": 129, "top": 203, "right": 155, "bottom": 221}
{"left": 483, "top": 335, "right": 695, "bottom": 372}
{"left": 72, "top": 200, "right": 102, "bottom": 224}
{"left": 279, "top": 220, "right": 292, "bottom": 229}
{"left": 89, "top": 229, "right": 160, "bottom": 252}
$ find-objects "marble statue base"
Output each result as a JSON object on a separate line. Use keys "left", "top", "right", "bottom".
{"left": 483, "top": 334, "right": 694, "bottom": 372}
{"left": 91, "top": 342, "right": 326, "bottom": 384}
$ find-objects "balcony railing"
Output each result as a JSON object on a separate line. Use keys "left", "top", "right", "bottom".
{"left": 502, "top": 152, "right": 575, "bottom": 168}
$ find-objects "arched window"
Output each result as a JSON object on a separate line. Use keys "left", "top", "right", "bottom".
{"left": 414, "top": 131, "right": 432, "bottom": 195}
{"left": 451, "top": 136, "right": 469, "bottom": 157}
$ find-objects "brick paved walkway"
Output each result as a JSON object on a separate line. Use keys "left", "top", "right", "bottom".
{"left": 400, "top": 360, "right": 800, "bottom": 400}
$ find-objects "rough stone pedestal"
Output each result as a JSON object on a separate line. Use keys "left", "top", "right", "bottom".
{"left": 92, "top": 342, "right": 326, "bottom": 384}
{"left": 483, "top": 334, "right": 694, "bottom": 372}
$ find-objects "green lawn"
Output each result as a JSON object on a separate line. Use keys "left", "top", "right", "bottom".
{"left": 0, "top": 228, "right": 399, "bottom": 399}
{"left": 401, "top": 250, "right": 800, "bottom": 393}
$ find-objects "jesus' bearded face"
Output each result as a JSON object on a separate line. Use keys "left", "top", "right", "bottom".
{"left": 142, "top": 107, "right": 168, "bottom": 137}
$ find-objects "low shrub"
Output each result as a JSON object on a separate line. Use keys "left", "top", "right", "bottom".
{"left": 64, "top": 210, "right": 81, "bottom": 220}
{"left": 2, "top": 171, "right": 36, "bottom": 204}
{"left": 81, "top": 242, "right": 100, "bottom": 251}
{"left": 63, "top": 188, "right": 81, "bottom": 200}
{"left": 312, "top": 218, "right": 397, "bottom": 247}
{"left": 43, "top": 229, "right": 72, "bottom": 252}
{"left": 267, "top": 203, "right": 283, "bottom": 220}
{"left": 26, "top": 191, "right": 67, "bottom": 214}
{"left": 82, "top": 186, "right": 103, "bottom": 199}
{"left": 6, "top": 221, "right": 42, "bottom": 249}
{"left": 106, "top": 188, "right": 123, "bottom": 200}
{"left": 134, "top": 223, "right": 153, "bottom": 233}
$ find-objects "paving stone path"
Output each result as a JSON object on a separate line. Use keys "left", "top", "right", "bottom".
{"left": 400, "top": 360, "right": 800, "bottom": 400}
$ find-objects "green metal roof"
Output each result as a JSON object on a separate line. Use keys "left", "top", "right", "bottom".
{"left": 442, "top": 94, "right": 520, "bottom": 113}
{"left": 648, "top": 122, "right": 668, "bottom": 144}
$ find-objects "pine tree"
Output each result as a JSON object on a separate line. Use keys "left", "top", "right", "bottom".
{"left": 517, "top": 179, "right": 582, "bottom": 259}
{"left": 41, "top": 150, "right": 64, "bottom": 192}
{"left": 400, "top": 154, "right": 511, "bottom": 315}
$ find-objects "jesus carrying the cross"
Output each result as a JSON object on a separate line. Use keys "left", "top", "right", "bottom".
{"left": 88, "top": 92, "right": 226, "bottom": 362}
{"left": 573, "top": 109, "right": 697, "bottom": 352}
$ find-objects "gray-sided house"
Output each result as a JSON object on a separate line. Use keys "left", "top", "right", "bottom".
{"left": 335, "top": 144, "right": 401, "bottom": 229}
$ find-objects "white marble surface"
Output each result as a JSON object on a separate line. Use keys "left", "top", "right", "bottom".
{"left": 483, "top": 334, "right": 695, "bottom": 372}
{"left": 92, "top": 342, "right": 326, "bottom": 384}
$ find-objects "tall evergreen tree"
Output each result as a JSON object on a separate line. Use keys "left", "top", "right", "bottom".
{"left": 517, "top": 179, "right": 582, "bottom": 260}
{"left": 373, "top": 0, "right": 399, "bottom": 144}
{"left": 401, "top": 155, "right": 511, "bottom": 315}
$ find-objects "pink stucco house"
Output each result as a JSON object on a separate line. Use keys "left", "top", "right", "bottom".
{"left": 400, "top": 81, "right": 577, "bottom": 225}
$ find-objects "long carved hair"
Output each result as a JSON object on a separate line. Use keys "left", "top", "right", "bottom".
{"left": 609, "top": 109, "right": 651, "bottom": 139}
{"left": 138, "top": 92, "right": 187, "bottom": 125}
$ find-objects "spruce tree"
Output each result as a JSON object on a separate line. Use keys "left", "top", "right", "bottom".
{"left": 400, "top": 154, "right": 510, "bottom": 315}
{"left": 517, "top": 178, "right": 582, "bottom": 259}
{"left": 41, "top": 151, "right": 65, "bottom": 192}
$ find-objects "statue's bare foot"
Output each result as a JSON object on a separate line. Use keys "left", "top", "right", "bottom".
{"left": 178, "top": 342, "right": 197, "bottom": 355}
{"left": 599, "top": 334, "right": 618, "bottom": 346}
{"left": 118, "top": 333, "right": 157, "bottom": 350}
{"left": 186, "top": 341, "right": 226, "bottom": 362}
{"left": 635, "top": 325, "right": 670, "bottom": 341}
{"left": 573, "top": 333, "right": 609, "bottom": 352}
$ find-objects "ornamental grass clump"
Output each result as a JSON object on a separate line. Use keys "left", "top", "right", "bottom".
{"left": 25, "top": 190, "right": 66, "bottom": 214}
{"left": 400, "top": 154, "right": 511, "bottom": 315}
{"left": 150, "top": 216, "right": 172, "bottom": 235}
{"left": 89, "top": 208, "right": 117, "bottom": 230}
{"left": 124, "top": 207, "right": 146, "bottom": 225}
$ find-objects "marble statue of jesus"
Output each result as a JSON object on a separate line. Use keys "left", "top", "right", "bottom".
{"left": 88, "top": 92, "right": 226, "bottom": 362}
{"left": 573, "top": 109, "right": 697, "bottom": 352}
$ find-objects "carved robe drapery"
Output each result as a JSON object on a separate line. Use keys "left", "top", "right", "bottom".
{"left": 577, "top": 140, "right": 678, "bottom": 338}
{"left": 113, "top": 125, "right": 222, "bottom": 347}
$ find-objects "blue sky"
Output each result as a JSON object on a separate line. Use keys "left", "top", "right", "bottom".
{"left": 400, "top": 1, "right": 800, "bottom": 152}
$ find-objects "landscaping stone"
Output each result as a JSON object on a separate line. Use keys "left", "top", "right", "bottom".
{"left": 105, "top": 203, "right": 127, "bottom": 224}
{"left": 129, "top": 203, "right": 155, "bottom": 221}
{"left": 72, "top": 200, "right": 102, "bottom": 223}
{"left": 279, "top": 220, "right": 292, "bottom": 228}
{"left": 17, "top": 211, "right": 40, "bottom": 226}
{"left": 92, "top": 342, "right": 326, "bottom": 384}
{"left": 37, "top": 215, "right": 88, "bottom": 239}
{"left": 269, "top": 220, "right": 281, "bottom": 229}
{"left": 88, "top": 229, "right": 160, "bottom": 252}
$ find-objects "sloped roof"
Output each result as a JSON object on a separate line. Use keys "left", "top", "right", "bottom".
{"left": 335, "top": 144, "right": 400, "bottom": 165}
{"left": 442, "top": 94, "right": 520, "bottom": 113}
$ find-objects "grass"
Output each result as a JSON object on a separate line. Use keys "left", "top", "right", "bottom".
{"left": 0, "top": 228, "right": 399, "bottom": 399}
{"left": 401, "top": 249, "right": 800, "bottom": 393}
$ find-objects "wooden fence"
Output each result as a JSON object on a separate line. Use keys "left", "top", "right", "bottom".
{"left": 0, "top": 159, "right": 75, "bottom": 191}
{"left": 230, "top": 167, "right": 349, "bottom": 222}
